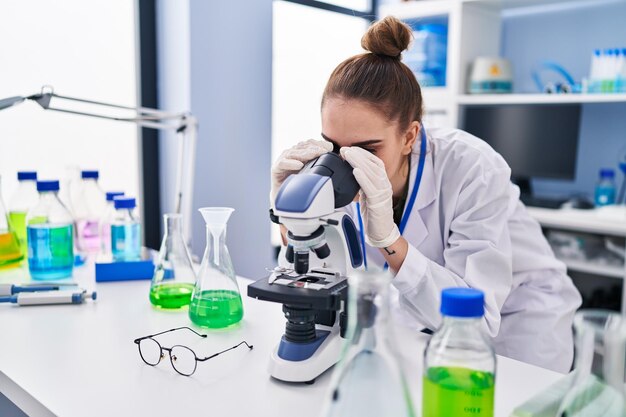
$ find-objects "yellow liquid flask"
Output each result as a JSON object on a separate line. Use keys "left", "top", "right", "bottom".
{"left": 0, "top": 175, "right": 23, "bottom": 268}
{"left": 189, "top": 207, "right": 243, "bottom": 329}
{"left": 423, "top": 288, "right": 496, "bottom": 417}
{"left": 149, "top": 213, "right": 196, "bottom": 309}
{"left": 321, "top": 270, "right": 416, "bottom": 417}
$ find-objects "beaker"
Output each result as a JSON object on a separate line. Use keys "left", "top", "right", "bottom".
{"left": 558, "top": 309, "right": 626, "bottom": 417}
{"left": 150, "top": 213, "right": 196, "bottom": 309}
{"left": 189, "top": 207, "right": 243, "bottom": 329}
{"left": 321, "top": 269, "right": 416, "bottom": 417}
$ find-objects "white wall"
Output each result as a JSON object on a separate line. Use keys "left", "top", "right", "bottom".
{"left": 156, "top": 0, "right": 191, "bottom": 218}
{"left": 0, "top": 0, "right": 139, "bottom": 207}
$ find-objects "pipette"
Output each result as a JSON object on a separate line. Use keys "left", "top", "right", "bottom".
{"left": 0, "top": 283, "right": 76, "bottom": 296}
{"left": 0, "top": 290, "right": 97, "bottom": 306}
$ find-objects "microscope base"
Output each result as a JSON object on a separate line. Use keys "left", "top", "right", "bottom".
{"left": 268, "top": 325, "right": 342, "bottom": 383}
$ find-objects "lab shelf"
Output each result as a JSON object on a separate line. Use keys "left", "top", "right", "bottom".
{"left": 457, "top": 93, "right": 626, "bottom": 105}
{"left": 527, "top": 206, "right": 626, "bottom": 313}
{"left": 381, "top": 0, "right": 626, "bottom": 126}
{"left": 465, "top": 0, "right": 626, "bottom": 11}
{"left": 526, "top": 207, "right": 626, "bottom": 238}
{"left": 560, "top": 258, "right": 625, "bottom": 279}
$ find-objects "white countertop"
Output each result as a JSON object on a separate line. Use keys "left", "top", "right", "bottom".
{"left": 0, "top": 263, "right": 563, "bottom": 417}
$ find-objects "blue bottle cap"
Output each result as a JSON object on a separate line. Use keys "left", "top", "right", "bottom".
{"left": 17, "top": 171, "right": 37, "bottom": 181}
{"left": 440, "top": 288, "right": 484, "bottom": 318}
{"left": 106, "top": 191, "right": 125, "bottom": 201}
{"left": 81, "top": 170, "right": 99, "bottom": 179}
{"left": 114, "top": 196, "right": 136, "bottom": 209}
{"left": 600, "top": 168, "right": 615, "bottom": 179}
{"left": 37, "top": 180, "right": 60, "bottom": 192}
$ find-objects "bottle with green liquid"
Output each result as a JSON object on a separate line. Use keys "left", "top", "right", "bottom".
{"left": 0, "top": 175, "right": 23, "bottom": 268}
{"left": 189, "top": 207, "right": 243, "bottom": 329}
{"left": 422, "top": 288, "right": 496, "bottom": 417}
{"left": 149, "top": 213, "right": 196, "bottom": 309}
{"left": 8, "top": 171, "right": 39, "bottom": 259}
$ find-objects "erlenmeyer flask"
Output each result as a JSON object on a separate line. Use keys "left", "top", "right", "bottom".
{"left": 0, "top": 175, "right": 23, "bottom": 268}
{"left": 558, "top": 310, "right": 626, "bottom": 417}
{"left": 189, "top": 207, "right": 243, "bottom": 329}
{"left": 150, "top": 213, "right": 196, "bottom": 309}
{"left": 321, "top": 270, "right": 416, "bottom": 417}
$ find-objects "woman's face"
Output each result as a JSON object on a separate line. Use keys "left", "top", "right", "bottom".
{"left": 321, "top": 97, "right": 418, "bottom": 186}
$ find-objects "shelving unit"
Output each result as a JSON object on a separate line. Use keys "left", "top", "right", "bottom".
{"left": 380, "top": 0, "right": 626, "bottom": 127}
{"left": 457, "top": 93, "right": 626, "bottom": 105}
{"left": 527, "top": 206, "right": 626, "bottom": 313}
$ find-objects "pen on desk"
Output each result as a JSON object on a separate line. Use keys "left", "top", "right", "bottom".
{"left": 0, "top": 290, "right": 97, "bottom": 306}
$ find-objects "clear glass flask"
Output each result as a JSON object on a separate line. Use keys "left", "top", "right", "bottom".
{"left": 189, "top": 207, "right": 243, "bottom": 329}
{"left": 150, "top": 213, "right": 196, "bottom": 309}
{"left": 322, "top": 270, "right": 416, "bottom": 417}
{"left": 558, "top": 310, "right": 626, "bottom": 417}
{"left": 0, "top": 175, "right": 23, "bottom": 268}
{"left": 422, "top": 288, "right": 496, "bottom": 417}
{"left": 27, "top": 180, "right": 74, "bottom": 280}
{"left": 8, "top": 171, "right": 39, "bottom": 259}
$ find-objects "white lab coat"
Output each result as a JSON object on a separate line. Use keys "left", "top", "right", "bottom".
{"left": 343, "top": 127, "right": 582, "bottom": 373}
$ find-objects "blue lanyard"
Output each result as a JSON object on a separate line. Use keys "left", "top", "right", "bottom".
{"left": 358, "top": 128, "right": 427, "bottom": 269}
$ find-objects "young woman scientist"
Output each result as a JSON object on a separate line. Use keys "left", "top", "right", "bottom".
{"left": 271, "top": 16, "right": 581, "bottom": 373}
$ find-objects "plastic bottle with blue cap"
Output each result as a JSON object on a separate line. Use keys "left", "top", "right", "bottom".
{"left": 422, "top": 288, "right": 496, "bottom": 417}
{"left": 74, "top": 170, "right": 106, "bottom": 253}
{"left": 110, "top": 196, "right": 141, "bottom": 262}
{"left": 99, "top": 191, "right": 124, "bottom": 254}
{"left": 595, "top": 168, "right": 616, "bottom": 207}
{"left": 26, "top": 180, "right": 74, "bottom": 280}
{"left": 8, "top": 171, "right": 39, "bottom": 258}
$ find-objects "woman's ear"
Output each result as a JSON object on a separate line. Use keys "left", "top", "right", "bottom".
{"left": 401, "top": 121, "right": 420, "bottom": 155}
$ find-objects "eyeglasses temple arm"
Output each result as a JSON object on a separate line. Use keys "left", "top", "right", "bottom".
{"left": 134, "top": 327, "right": 207, "bottom": 342}
{"left": 197, "top": 341, "right": 254, "bottom": 362}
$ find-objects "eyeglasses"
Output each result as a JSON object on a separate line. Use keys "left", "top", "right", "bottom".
{"left": 133, "top": 326, "right": 253, "bottom": 376}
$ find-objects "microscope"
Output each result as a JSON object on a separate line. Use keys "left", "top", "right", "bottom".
{"left": 247, "top": 152, "right": 364, "bottom": 383}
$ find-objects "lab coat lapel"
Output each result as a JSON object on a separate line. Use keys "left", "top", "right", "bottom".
{"left": 400, "top": 136, "right": 436, "bottom": 249}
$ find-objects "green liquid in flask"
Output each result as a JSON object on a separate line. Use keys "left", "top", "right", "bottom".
{"left": 189, "top": 290, "right": 243, "bottom": 328}
{"left": 9, "top": 212, "right": 27, "bottom": 258}
{"left": 150, "top": 283, "right": 194, "bottom": 309}
{"left": 422, "top": 366, "right": 495, "bottom": 417}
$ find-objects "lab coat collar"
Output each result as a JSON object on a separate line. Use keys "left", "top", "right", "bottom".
{"left": 400, "top": 130, "right": 436, "bottom": 248}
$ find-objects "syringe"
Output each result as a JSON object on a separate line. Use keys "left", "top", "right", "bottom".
{"left": 0, "top": 290, "right": 97, "bottom": 306}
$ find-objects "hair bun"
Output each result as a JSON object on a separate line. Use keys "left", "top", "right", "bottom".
{"left": 361, "top": 16, "right": 412, "bottom": 59}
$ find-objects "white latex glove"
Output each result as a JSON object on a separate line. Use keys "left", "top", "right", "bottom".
{"left": 340, "top": 146, "right": 401, "bottom": 248}
{"left": 271, "top": 139, "right": 334, "bottom": 205}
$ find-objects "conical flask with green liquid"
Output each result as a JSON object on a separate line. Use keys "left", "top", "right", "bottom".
{"left": 189, "top": 207, "right": 243, "bottom": 328}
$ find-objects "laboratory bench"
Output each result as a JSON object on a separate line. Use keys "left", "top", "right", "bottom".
{"left": 0, "top": 263, "right": 562, "bottom": 417}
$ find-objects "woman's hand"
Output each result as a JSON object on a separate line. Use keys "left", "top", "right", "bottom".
{"left": 340, "top": 146, "right": 400, "bottom": 248}
{"left": 270, "top": 139, "right": 333, "bottom": 204}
